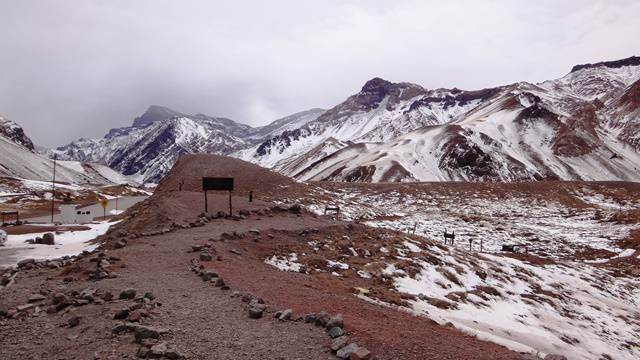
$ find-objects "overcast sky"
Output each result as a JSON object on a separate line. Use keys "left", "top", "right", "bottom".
{"left": 1, "top": 0, "right": 639, "bottom": 147}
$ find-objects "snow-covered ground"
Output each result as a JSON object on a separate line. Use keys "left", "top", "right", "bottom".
{"left": 303, "top": 186, "right": 639, "bottom": 259}
{"left": 268, "top": 182, "right": 640, "bottom": 359}
{"left": 264, "top": 253, "right": 304, "bottom": 272}
{"left": 0, "top": 220, "right": 117, "bottom": 268}
{"left": 376, "top": 240, "right": 640, "bottom": 359}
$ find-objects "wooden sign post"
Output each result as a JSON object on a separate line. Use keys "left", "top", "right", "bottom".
{"left": 202, "top": 177, "right": 234, "bottom": 215}
{"left": 100, "top": 197, "right": 108, "bottom": 219}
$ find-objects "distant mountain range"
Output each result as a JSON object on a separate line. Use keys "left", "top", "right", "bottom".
{"left": 15, "top": 55, "right": 640, "bottom": 183}
{"left": 47, "top": 107, "right": 325, "bottom": 183}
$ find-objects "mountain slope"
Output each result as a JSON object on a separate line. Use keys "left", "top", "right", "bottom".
{"left": 0, "top": 116, "right": 126, "bottom": 184}
{"left": 244, "top": 56, "right": 640, "bottom": 182}
{"left": 234, "top": 79, "right": 499, "bottom": 171}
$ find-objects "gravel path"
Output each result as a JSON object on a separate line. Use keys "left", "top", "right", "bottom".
{"left": 1, "top": 197, "right": 533, "bottom": 360}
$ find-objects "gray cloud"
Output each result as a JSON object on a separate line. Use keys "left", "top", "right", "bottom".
{"left": 0, "top": 0, "right": 639, "bottom": 147}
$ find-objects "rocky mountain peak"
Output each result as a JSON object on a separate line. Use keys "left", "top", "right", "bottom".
{"left": 570, "top": 55, "right": 640, "bottom": 73}
{"left": 131, "top": 105, "right": 185, "bottom": 128}
{"left": 361, "top": 77, "right": 394, "bottom": 93}
{"left": 0, "top": 116, "right": 35, "bottom": 150}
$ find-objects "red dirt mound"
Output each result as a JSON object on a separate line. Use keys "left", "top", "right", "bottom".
{"left": 155, "top": 154, "right": 301, "bottom": 196}
{"left": 106, "top": 154, "right": 305, "bottom": 239}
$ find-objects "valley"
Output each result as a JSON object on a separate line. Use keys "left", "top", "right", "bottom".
{"left": 2, "top": 155, "right": 637, "bottom": 360}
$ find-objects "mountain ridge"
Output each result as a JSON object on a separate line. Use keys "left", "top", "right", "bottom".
{"left": 47, "top": 55, "right": 640, "bottom": 183}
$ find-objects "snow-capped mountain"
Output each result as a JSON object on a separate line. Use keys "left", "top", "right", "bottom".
{"left": 51, "top": 106, "right": 326, "bottom": 183}
{"left": 239, "top": 56, "right": 640, "bottom": 182}
{"left": 51, "top": 56, "right": 640, "bottom": 184}
{"left": 234, "top": 78, "right": 499, "bottom": 170}
{"left": 0, "top": 115, "right": 127, "bottom": 184}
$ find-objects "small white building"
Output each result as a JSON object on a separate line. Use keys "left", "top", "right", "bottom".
{"left": 60, "top": 204, "right": 93, "bottom": 224}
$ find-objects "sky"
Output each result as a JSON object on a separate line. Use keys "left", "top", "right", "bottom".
{"left": 0, "top": 0, "right": 639, "bottom": 147}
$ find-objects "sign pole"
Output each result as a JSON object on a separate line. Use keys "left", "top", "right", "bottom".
{"left": 100, "top": 197, "right": 108, "bottom": 220}
{"left": 51, "top": 154, "right": 57, "bottom": 223}
{"left": 228, "top": 191, "right": 232, "bottom": 216}
{"left": 204, "top": 190, "right": 208, "bottom": 213}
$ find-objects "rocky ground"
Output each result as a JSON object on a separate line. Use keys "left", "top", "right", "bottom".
{"left": 1, "top": 155, "right": 637, "bottom": 360}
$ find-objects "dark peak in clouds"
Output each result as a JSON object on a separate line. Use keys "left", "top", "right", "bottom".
{"left": 132, "top": 105, "right": 187, "bottom": 128}
{"left": 570, "top": 55, "right": 640, "bottom": 73}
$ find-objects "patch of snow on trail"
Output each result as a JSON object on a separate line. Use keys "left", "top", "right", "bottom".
{"left": 264, "top": 253, "right": 304, "bottom": 273}
{"left": 0, "top": 220, "right": 118, "bottom": 267}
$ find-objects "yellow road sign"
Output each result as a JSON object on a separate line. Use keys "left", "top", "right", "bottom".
{"left": 100, "top": 197, "right": 108, "bottom": 209}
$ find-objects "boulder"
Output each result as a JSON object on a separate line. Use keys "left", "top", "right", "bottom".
{"left": 328, "top": 326, "right": 345, "bottom": 338}
{"left": 201, "top": 270, "right": 219, "bottom": 281}
{"left": 191, "top": 245, "right": 204, "bottom": 252}
{"left": 17, "top": 258, "right": 35, "bottom": 268}
{"left": 304, "top": 313, "right": 317, "bottom": 323}
{"left": 336, "top": 343, "right": 359, "bottom": 359}
{"left": 149, "top": 342, "right": 168, "bottom": 357}
{"left": 113, "top": 309, "right": 129, "bottom": 320}
{"left": 248, "top": 307, "right": 264, "bottom": 319}
{"left": 134, "top": 325, "right": 168, "bottom": 341}
{"left": 277, "top": 309, "right": 293, "bottom": 321}
{"left": 326, "top": 313, "right": 344, "bottom": 329}
{"left": 200, "top": 252, "right": 213, "bottom": 262}
{"left": 331, "top": 336, "right": 349, "bottom": 352}
{"left": 288, "top": 204, "right": 302, "bottom": 214}
{"left": 314, "top": 311, "right": 330, "bottom": 327}
{"left": 119, "top": 288, "right": 137, "bottom": 299}
{"left": 128, "top": 309, "right": 148, "bottom": 322}
{"left": 349, "top": 347, "right": 372, "bottom": 360}
{"left": 101, "top": 291, "right": 114, "bottom": 301}
{"left": 28, "top": 294, "right": 46, "bottom": 303}
{"left": 42, "top": 233, "right": 55, "bottom": 245}
{"left": 17, "top": 303, "right": 35, "bottom": 312}
{"left": 137, "top": 346, "right": 151, "bottom": 358}
{"left": 79, "top": 288, "right": 96, "bottom": 302}
{"left": 249, "top": 298, "right": 265, "bottom": 308}
{"left": 165, "top": 348, "right": 185, "bottom": 359}
{"left": 67, "top": 316, "right": 81, "bottom": 328}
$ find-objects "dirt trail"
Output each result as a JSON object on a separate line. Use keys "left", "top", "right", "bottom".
{"left": 0, "top": 200, "right": 532, "bottom": 359}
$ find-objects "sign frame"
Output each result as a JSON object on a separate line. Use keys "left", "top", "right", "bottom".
{"left": 202, "top": 177, "right": 234, "bottom": 191}
{"left": 202, "top": 177, "right": 235, "bottom": 215}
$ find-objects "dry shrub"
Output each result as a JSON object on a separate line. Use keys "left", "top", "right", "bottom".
{"left": 438, "top": 267, "right": 462, "bottom": 286}
{"left": 426, "top": 296, "right": 458, "bottom": 310}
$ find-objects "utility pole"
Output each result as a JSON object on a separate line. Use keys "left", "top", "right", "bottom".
{"left": 51, "top": 154, "right": 57, "bottom": 223}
